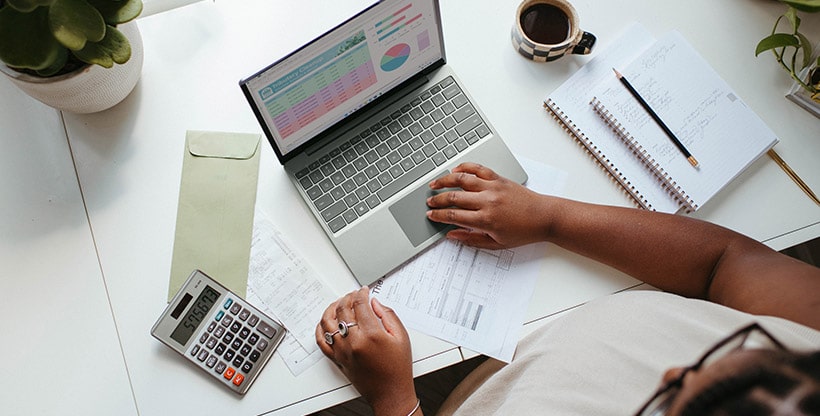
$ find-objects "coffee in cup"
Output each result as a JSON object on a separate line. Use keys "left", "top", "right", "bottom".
{"left": 512, "top": 0, "right": 596, "bottom": 62}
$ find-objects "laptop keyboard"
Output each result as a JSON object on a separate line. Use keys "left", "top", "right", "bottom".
{"left": 294, "top": 76, "right": 490, "bottom": 233}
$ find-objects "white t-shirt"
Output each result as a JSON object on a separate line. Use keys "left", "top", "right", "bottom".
{"left": 438, "top": 290, "right": 820, "bottom": 415}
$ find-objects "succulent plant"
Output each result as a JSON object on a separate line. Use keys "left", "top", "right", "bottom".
{"left": 0, "top": 0, "right": 143, "bottom": 77}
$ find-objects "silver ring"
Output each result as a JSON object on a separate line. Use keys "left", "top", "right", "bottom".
{"left": 338, "top": 321, "right": 358, "bottom": 338}
{"left": 324, "top": 330, "right": 340, "bottom": 345}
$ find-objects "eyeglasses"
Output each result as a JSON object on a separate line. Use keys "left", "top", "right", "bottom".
{"left": 634, "top": 322, "right": 787, "bottom": 416}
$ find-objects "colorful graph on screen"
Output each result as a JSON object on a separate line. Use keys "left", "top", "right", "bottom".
{"left": 375, "top": 3, "right": 422, "bottom": 42}
{"left": 381, "top": 43, "right": 410, "bottom": 72}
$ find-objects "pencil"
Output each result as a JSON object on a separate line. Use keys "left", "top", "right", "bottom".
{"left": 612, "top": 68, "right": 699, "bottom": 168}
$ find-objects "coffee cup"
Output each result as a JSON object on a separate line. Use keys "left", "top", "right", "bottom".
{"left": 511, "top": 0, "right": 596, "bottom": 62}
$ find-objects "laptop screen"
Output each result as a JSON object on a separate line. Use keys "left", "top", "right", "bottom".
{"left": 241, "top": 0, "right": 444, "bottom": 162}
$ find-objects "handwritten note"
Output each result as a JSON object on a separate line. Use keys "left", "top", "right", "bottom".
{"left": 245, "top": 212, "right": 335, "bottom": 375}
{"left": 595, "top": 31, "right": 777, "bottom": 209}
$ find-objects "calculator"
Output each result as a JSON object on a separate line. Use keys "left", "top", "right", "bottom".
{"left": 151, "top": 269, "right": 286, "bottom": 395}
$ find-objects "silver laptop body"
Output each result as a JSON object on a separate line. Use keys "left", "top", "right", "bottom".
{"left": 240, "top": 0, "right": 526, "bottom": 286}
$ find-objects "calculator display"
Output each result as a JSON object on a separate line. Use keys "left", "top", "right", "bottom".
{"left": 170, "top": 285, "right": 221, "bottom": 346}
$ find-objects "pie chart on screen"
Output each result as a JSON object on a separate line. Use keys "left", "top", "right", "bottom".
{"left": 381, "top": 43, "right": 411, "bottom": 72}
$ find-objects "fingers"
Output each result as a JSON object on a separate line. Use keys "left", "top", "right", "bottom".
{"left": 429, "top": 163, "right": 496, "bottom": 192}
{"left": 371, "top": 297, "right": 408, "bottom": 339}
{"left": 452, "top": 162, "right": 500, "bottom": 180}
{"left": 445, "top": 229, "right": 505, "bottom": 250}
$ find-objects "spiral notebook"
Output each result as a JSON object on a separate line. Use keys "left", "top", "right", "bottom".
{"left": 544, "top": 25, "right": 778, "bottom": 213}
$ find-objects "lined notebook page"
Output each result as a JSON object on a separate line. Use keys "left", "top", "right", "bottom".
{"left": 544, "top": 24, "right": 680, "bottom": 213}
{"left": 594, "top": 31, "right": 778, "bottom": 209}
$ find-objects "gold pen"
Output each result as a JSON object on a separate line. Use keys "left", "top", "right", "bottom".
{"left": 767, "top": 149, "right": 820, "bottom": 205}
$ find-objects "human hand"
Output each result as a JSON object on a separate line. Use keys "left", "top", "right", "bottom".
{"left": 315, "top": 287, "right": 419, "bottom": 416}
{"left": 427, "top": 162, "right": 551, "bottom": 249}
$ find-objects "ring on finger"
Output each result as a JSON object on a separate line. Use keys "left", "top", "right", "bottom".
{"left": 338, "top": 321, "right": 357, "bottom": 338}
{"left": 324, "top": 329, "right": 340, "bottom": 345}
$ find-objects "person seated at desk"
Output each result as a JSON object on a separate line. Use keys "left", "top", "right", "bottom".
{"left": 315, "top": 163, "right": 820, "bottom": 416}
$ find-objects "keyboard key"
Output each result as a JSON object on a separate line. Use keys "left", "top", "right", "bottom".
{"left": 365, "top": 195, "right": 381, "bottom": 209}
{"left": 343, "top": 209, "right": 358, "bottom": 223}
{"left": 453, "top": 105, "right": 475, "bottom": 123}
{"left": 313, "top": 194, "right": 334, "bottom": 211}
{"left": 456, "top": 114, "right": 483, "bottom": 136}
{"left": 354, "top": 201, "right": 370, "bottom": 215}
{"left": 328, "top": 216, "right": 346, "bottom": 233}
{"left": 321, "top": 201, "right": 347, "bottom": 221}
{"left": 376, "top": 159, "right": 435, "bottom": 202}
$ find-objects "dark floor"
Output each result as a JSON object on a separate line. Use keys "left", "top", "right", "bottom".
{"left": 311, "top": 236, "right": 820, "bottom": 415}
{"left": 781, "top": 235, "right": 820, "bottom": 267}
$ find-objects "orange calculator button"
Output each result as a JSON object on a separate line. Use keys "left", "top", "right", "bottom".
{"left": 232, "top": 374, "right": 245, "bottom": 386}
{"left": 224, "top": 367, "right": 236, "bottom": 380}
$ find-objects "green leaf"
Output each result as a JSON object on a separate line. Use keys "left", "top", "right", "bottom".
{"left": 5, "top": 0, "right": 55, "bottom": 12}
{"left": 86, "top": 0, "right": 143, "bottom": 24}
{"left": 34, "top": 46, "right": 68, "bottom": 76}
{"left": 755, "top": 33, "right": 800, "bottom": 56}
{"left": 49, "top": 0, "right": 106, "bottom": 50}
{"left": 73, "top": 24, "right": 131, "bottom": 68}
{"left": 795, "top": 31, "right": 812, "bottom": 69}
{"left": 779, "top": 0, "right": 820, "bottom": 13}
{"left": 0, "top": 6, "right": 63, "bottom": 70}
{"left": 784, "top": 7, "right": 800, "bottom": 31}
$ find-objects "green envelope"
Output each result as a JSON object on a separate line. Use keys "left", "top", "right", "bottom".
{"left": 167, "top": 130, "right": 261, "bottom": 301}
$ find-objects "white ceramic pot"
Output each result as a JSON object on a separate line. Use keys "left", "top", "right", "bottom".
{"left": 0, "top": 20, "right": 143, "bottom": 114}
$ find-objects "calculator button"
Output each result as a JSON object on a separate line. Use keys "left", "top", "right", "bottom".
{"left": 248, "top": 333, "right": 259, "bottom": 346}
{"left": 197, "top": 349, "right": 209, "bottom": 362}
{"left": 223, "top": 332, "right": 234, "bottom": 344}
{"left": 230, "top": 322, "right": 242, "bottom": 333}
{"left": 230, "top": 303, "right": 242, "bottom": 315}
{"left": 207, "top": 321, "right": 217, "bottom": 332}
{"left": 224, "top": 349, "right": 235, "bottom": 361}
{"left": 232, "top": 357, "right": 244, "bottom": 368}
{"left": 221, "top": 315, "right": 233, "bottom": 327}
{"left": 199, "top": 332, "right": 209, "bottom": 344}
{"left": 214, "top": 326, "right": 225, "bottom": 338}
{"left": 215, "top": 310, "right": 224, "bottom": 321}
{"left": 239, "top": 308, "right": 250, "bottom": 321}
{"left": 257, "top": 340, "right": 268, "bottom": 351}
{"left": 247, "top": 315, "right": 259, "bottom": 327}
{"left": 206, "top": 336, "right": 218, "bottom": 350}
{"left": 231, "top": 338, "right": 242, "bottom": 351}
{"left": 190, "top": 345, "right": 200, "bottom": 357}
{"left": 240, "top": 344, "right": 251, "bottom": 357}
{"left": 239, "top": 327, "right": 250, "bottom": 340}
{"left": 232, "top": 374, "right": 244, "bottom": 387}
{"left": 215, "top": 362, "right": 227, "bottom": 374}
{"left": 241, "top": 362, "right": 253, "bottom": 373}
{"left": 257, "top": 321, "right": 278, "bottom": 339}
{"left": 223, "top": 298, "right": 233, "bottom": 309}
{"left": 224, "top": 367, "right": 236, "bottom": 380}
{"left": 249, "top": 350, "right": 260, "bottom": 363}
{"left": 206, "top": 356, "right": 218, "bottom": 368}
{"left": 215, "top": 343, "right": 226, "bottom": 355}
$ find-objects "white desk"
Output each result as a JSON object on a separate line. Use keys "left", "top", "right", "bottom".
{"left": 3, "top": 0, "right": 818, "bottom": 414}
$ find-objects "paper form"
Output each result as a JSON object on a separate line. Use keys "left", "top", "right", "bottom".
{"left": 371, "top": 157, "right": 567, "bottom": 362}
{"left": 245, "top": 212, "right": 335, "bottom": 376}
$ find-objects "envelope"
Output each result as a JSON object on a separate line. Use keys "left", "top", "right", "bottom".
{"left": 168, "top": 130, "right": 261, "bottom": 301}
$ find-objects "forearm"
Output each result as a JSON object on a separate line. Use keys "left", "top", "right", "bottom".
{"left": 542, "top": 196, "right": 761, "bottom": 300}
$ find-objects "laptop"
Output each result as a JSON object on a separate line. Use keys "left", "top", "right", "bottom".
{"left": 240, "top": 0, "right": 527, "bottom": 286}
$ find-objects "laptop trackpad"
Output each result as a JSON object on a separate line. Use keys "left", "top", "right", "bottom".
{"left": 389, "top": 172, "right": 454, "bottom": 247}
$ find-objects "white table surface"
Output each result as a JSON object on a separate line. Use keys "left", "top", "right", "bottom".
{"left": 2, "top": 0, "right": 818, "bottom": 414}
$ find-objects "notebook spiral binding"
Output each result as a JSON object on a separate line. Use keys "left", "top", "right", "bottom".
{"left": 542, "top": 99, "right": 655, "bottom": 211}
{"left": 590, "top": 97, "right": 697, "bottom": 212}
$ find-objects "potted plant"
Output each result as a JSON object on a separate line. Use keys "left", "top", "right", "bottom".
{"left": 0, "top": 0, "right": 144, "bottom": 113}
{"left": 755, "top": 0, "right": 820, "bottom": 115}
